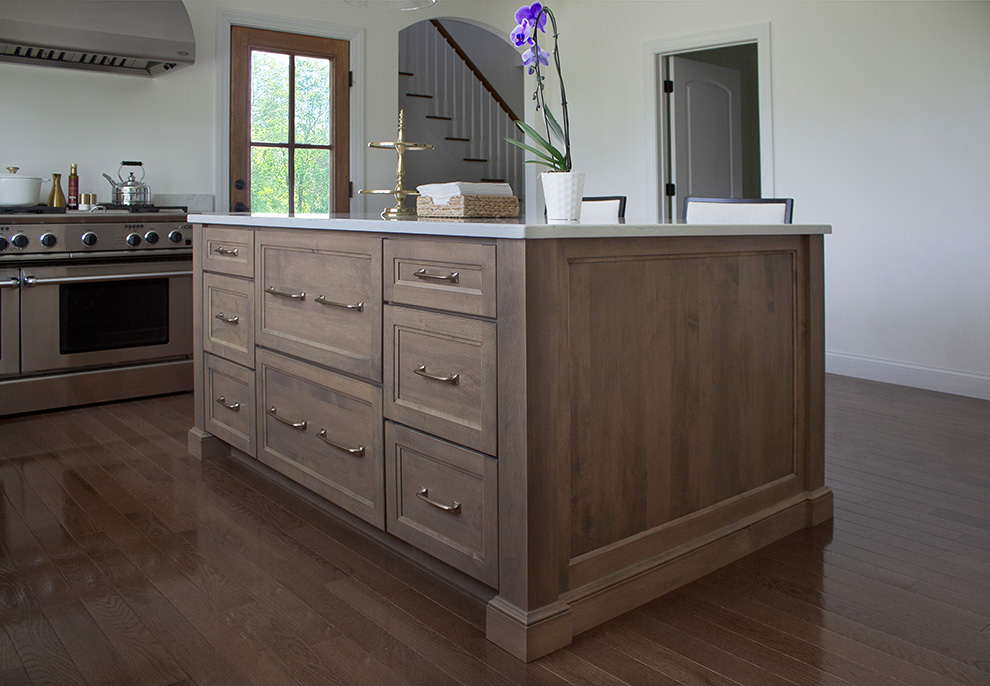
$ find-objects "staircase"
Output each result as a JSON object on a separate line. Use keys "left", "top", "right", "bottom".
{"left": 399, "top": 20, "right": 524, "bottom": 197}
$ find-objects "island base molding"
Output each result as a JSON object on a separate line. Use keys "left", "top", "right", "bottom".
{"left": 486, "top": 486, "right": 833, "bottom": 662}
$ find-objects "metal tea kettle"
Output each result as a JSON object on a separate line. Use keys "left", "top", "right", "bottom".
{"left": 103, "top": 161, "right": 152, "bottom": 206}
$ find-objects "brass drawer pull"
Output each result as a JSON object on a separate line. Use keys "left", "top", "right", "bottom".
{"left": 215, "top": 395, "right": 240, "bottom": 411}
{"left": 316, "top": 429, "right": 365, "bottom": 456}
{"left": 416, "top": 487, "right": 461, "bottom": 514}
{"left": 315, "top": 295, "right": 364, "bottom": 312}
{"left": 267, "top": 406, "right": 307, "bottom": 430}
{"left": 413, "top": 268, "right": 459, "bottom": 284}
{"left": 413, "top": 365, "right": 459, "bottom": 385}
{"left": 213, "top": 246, "right": 239, "bottom": 256}
{"left": 214, "top": 312, "right": 239, "bottom": 324}
{"left": 266, "top": 286, "right": 306, "bottom": 300}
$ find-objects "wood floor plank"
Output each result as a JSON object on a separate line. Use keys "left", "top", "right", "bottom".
{"left": 42, "top": 600, "right": 135, "bottom": 686}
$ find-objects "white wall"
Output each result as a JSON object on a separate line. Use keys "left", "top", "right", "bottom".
{"left": 2, "top": 0, "right": 987, "bottom": 399}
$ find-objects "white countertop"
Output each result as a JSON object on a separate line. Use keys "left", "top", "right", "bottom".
{"left": 188, "top": 212, "right": 831, "bottom": 240}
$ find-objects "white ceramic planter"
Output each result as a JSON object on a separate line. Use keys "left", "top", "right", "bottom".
{"left": 540, "top": 171, "right": 585, "bottom": 221}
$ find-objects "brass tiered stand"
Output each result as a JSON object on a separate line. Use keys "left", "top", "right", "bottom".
{"left": 360, "top": 110, "right": 433, "bottom": 219}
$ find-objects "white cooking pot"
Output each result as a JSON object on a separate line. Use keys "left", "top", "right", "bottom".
{"left": 0, "top": 167, "right": 42, "bottom": 207}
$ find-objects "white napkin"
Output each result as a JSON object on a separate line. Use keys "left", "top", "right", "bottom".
{"left": 417, "top": 182, "right": 514, "bottom": 205}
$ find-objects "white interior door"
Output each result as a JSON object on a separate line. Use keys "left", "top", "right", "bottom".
{"left": 670, "top": 56, "right": 743, "bottom": 220}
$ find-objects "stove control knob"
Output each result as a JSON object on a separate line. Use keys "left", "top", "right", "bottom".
{"left": 144, "top": 230, "right": 160, "bottom": 244}
{"left": 0, "top": 237, "right": 7, "bottom": 251}
{"left": 40, "top": 233, "right": 57, "bottom": 248}
{"left": 11, "top": 234, "right": 28, "bottom": 249}
{"left": 81, "top": 232, "right": 98, "bottom": 247}
{"left": 168, "top": 230, "right": 183, "bottom": 244}
{"left": 126, "top": 233, "right": 142, "bottom": 247}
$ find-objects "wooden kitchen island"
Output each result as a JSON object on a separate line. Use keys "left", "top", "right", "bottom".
{"left": 186, "top": 213, "right": 832, "bottom": 661}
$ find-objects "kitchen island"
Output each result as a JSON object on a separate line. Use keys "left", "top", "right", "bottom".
{"left": 187, "top": 212, "right": 831, "bottom": 661}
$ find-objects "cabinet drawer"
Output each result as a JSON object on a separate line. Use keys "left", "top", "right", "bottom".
{"left": 203, "top": 226, "right": 254, "bottom": 278}
{"left": 205, "top": 354, "right": 256, "bottom": 455}
{"left": 384, "top": 306, "right": 496, "bottom": 455}
{"left": 203, "top": 272, "right": 254, "bottom": 369}
{"left": 256, "top": 349, "right": 384, "bottom": 529}
{"left": 384, "top": 238, "right": 496, "bottom": 317}
{"left": 386, "top": 422, "right": 498, "bottom": 587}
{"left": 257, "top": 230, "right": 382, "bottom": 382}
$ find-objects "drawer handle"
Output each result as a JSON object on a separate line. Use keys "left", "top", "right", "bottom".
{"left": 266, "top": 286, "right": 306, "bottom": 300}
{"left": 316, "top": 429, "right": 365, "bottom": 456}
{"left": 267, "top": 406, "right": 307, "bottom": 430}
{"left": 413, "top": 365, "right": 459, "bottom": 385}
{"left": 215, "top": 395, "right": 240, "bottom": 411}
{"left": 213, "top": 246, "right": 239, "bottom": 256}
{"left": 214, "top": 312, "right": 239, "bottom": 324}
{"left": 413, "top": 268, "right": 459, "bottom": 284}
{"left": 0, "top": 277, "right": 19, "bottom": 290}
{"left": 315, "top": 295, "right": 364, "bottom": 312}
{"left": 416, "top": 487, "right": 461, "bottom": 514}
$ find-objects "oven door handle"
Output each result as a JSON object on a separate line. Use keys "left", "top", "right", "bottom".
{"left": 19, "top": 270, "right": 191, "bottom": 287}
{"left": 0, "top": 276, "right": 19, "bottom": 289}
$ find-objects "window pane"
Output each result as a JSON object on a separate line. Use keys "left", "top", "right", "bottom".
{"left": 251, "top": 146, "right": 289, "bottom": 213}
{"left": 251, "top": 51, "right": 289, "bottom": 143}
{"left": 294, "top": 148, "right": 330, "bottom": 214}
{"left": 295, "top": 56, "right": 331, "bottom": 146}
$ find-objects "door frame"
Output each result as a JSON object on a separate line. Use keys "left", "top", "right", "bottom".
{"left": 644, "top": 23, "right": 774, "bottom": 222}
{"left": 216, "top": 9, "right": 366, "bottom": 214}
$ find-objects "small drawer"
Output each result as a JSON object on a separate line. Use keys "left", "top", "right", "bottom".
{"left": 205, "top": 353, "right": 256, "bottom": 456}
{"left": 384, "top": 238, "right": 495, "bottom": 317}
{"left": 203, "top": 226, "right": 254, "bottom": 278}
{"left": 386, "top": 422, "right": 498, "bottom": 587}
{"left": 384, "top": 305, "right": 496, "bottom": 455}
{"left": 257, "top": 349, "right": 384, "bottom": 529}
{"left": 203, "top": 272, "right": 254, "bottom": 369}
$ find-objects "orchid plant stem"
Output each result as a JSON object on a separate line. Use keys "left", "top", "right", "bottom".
{"left": 531, "top": 8, "right": 571, "bottom": 171}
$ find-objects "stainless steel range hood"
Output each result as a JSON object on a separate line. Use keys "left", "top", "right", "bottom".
{"left": 0, "top": 0, "right": 195, "bottom": 77}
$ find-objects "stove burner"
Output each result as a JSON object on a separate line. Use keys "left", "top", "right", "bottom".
{"left": 96, "top": 203, "right": 189, "bottom": 213}
{"left": 0, "top": 205, "right": 67, "bottom": 214}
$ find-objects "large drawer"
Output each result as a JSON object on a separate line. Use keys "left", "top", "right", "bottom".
{"left": 256, "top": 349, "right": 384, "bottom": 528}
{"left": 203, "top": 226, "right": 254, "bottom": 278}
{"left": 205, "top": 353, "right": 256, "bottom": 456}
{"left": 203, "top": 272, "right": 254, "bottom": 369}
{"left": 384, "top": 305, "right": 496, "bottom": 455}
{"left": 385, "top": 422, "right": 498, "bottom": 587}
{"left": 384, "top": 238, "right": 496, "bottom": 317}
{"left": 256, "top": 230, "right": 382, "bottom": 382}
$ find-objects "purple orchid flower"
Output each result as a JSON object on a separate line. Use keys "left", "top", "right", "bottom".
{"left": 514, "top": 2, "right": 547, "bottom": 33}
{"left": 522, "top": 45, "right": 550, "bottom": 69}
{"left": 510, "top": 23, "right": 531, "bottom": 47}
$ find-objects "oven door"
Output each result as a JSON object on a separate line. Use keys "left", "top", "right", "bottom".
{"left": 0, "top": 268, "right": 19, "bottom": 377}
{"left": 19, "top": 257, "right": 192, "bottom": 374}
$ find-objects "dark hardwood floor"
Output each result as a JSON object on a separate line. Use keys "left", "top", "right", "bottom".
{"left": 1, "top": 374, "right": 988, "bottom": 685}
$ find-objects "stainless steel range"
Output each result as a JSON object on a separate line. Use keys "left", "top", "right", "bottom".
{"left": 0, "top": 207, "right": 194, "bottom": 415}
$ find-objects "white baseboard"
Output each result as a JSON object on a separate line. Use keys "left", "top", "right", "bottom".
{"left": 826, "top": 351, "right": 990, "bottom": 401}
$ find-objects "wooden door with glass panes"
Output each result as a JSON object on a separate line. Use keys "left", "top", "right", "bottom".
{"left": 230, "top": 26, "right": 350, "bottom": 214}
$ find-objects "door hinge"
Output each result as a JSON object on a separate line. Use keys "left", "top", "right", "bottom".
{"left": 349, "top": 71, "right": 353, "bottom": 87}
{"left": 663, "top": 80, "right": 673, "bottom": 94}
{"left": 348, "top": 181, "right": 353, "bottom": 199}
{"left": 665, "top": 183, "right": 676, "bottom": 196}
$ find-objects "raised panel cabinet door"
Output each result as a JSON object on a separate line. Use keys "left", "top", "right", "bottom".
{"left": 256, "top": 230, "right": 382, "bottom": 382}
{"left": 203, "top": 272, "right": 254, "bottom": 369}
{"left": 205, "top": 353, "right": 256, "bottom": 455}
{"left": 203, "top": 226, "right": 254, "bottom": 278}
{"left": 384, "top": 238, "right": 496, "bottom": 317}
{"left": 256, "top": 348, "right": 385, "bottom": 529}
{"left": 0, "top": 268, "right": 18, "bottom": 377}
{"left": 385, "top": 421, "right": 498, "bottom": 587}
{"left": 384, "top": 305, "right": 497, "bottom": 455}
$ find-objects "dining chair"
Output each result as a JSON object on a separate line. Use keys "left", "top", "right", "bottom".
{"left": 580, "top": 195, "right": 627, "bottom": 222}
{"left": 683, "top": 197, "right": 793, "bottom": 224}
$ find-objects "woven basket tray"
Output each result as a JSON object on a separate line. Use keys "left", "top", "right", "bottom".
{"left": 416, "top": 194, "right": 519, "bottom": 218}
